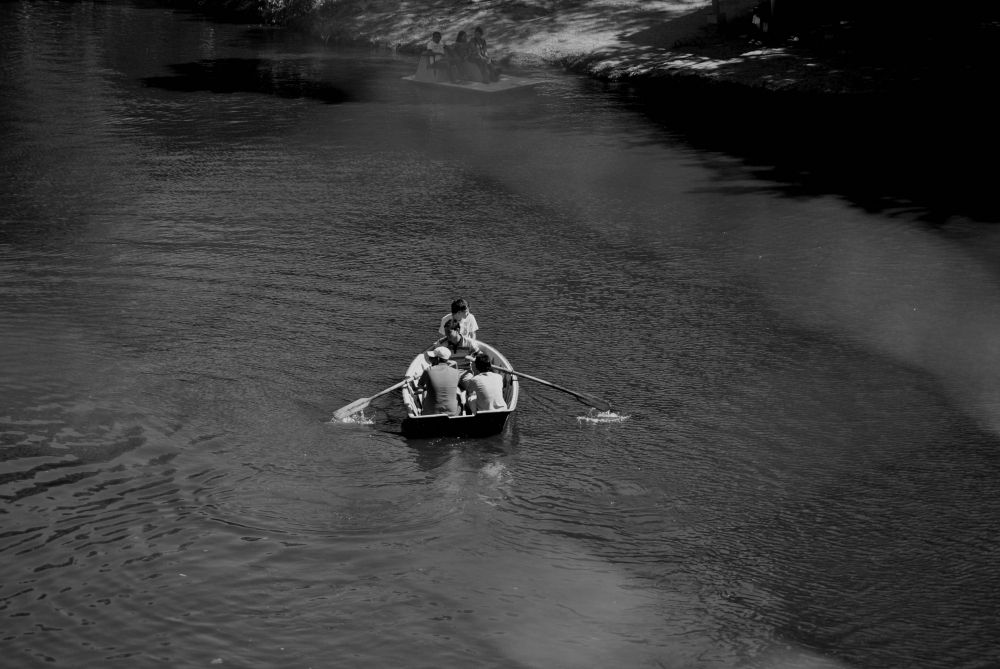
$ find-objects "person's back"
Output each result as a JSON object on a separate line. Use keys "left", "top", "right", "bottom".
{"left": 467, "top": 372, "right": 506, "bottom": 412}
{"left": 418, "top": 347, "right": 463, "bottom": 416}
{"left": 465, "top": 353, "right": 507, "bottom": 414}
{"left": 425, "top": 364, "right": 461, "bottom": 415}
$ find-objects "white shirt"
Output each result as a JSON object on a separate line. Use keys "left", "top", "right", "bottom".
{"left": 427, "top": 40, "right": 445, "bottom": 55}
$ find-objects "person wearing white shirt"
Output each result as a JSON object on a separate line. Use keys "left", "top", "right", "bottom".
{"left": 424, "top": 32, "right": 456, "bottom": 83}
{"left": 438, "top": 297, "right": 479, "bottom": 339}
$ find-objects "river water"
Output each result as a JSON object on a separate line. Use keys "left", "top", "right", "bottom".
{"left": 2, "top": 2, "right": 999, "bottom": 668}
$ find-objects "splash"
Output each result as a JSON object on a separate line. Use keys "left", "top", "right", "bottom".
{"left": 329, "top": 410, "right": 375, "bottom": 426}
{"left": 576, "top": 409, "right": 630, "bottom": 424}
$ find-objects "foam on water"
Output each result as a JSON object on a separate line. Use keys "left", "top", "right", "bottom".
{"left": 576, "top": 409, "right": 631, "bottom": 424}
{"left": 330, "top": 410, "right": 376, "bottom": 426}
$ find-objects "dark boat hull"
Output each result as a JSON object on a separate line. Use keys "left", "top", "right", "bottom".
{"left": 401, "top": 409, "right": 513, "bottom": 439}
{"left": 402, "top": 55, "right": 544, "bottom": 95}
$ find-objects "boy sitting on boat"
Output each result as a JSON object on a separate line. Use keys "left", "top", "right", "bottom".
{"left": 423, "top": 32, "right": 457, "bottom": 83}
{"left": 468, "top": 27, "right": 501, "bottom": 83}
{"left": 438, "top": 297, "right": 478, "bottom": 339}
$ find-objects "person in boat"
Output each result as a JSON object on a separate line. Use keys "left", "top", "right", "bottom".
{"left": 464, "top": 353, "right": 508, "bottom": 415}
{"left": 444, "top": 31, "right": 471, "bottom": 81}
{"left": 430, "top": 318, "right": 481, "bottom": 370}
{"left": 424, "top": 31, "right": 457, "bottom": 83}
{"left": 467, "top": 26, "right": 500, "bottom": 83}
{"left": 416, "top": 346, "right": 464, "bottom": 416}
{"left": 438, "top": 297, "right": 478, "bottom": 340}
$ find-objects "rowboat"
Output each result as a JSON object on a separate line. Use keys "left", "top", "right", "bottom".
{"left": 402, "top": 54, "right": 544, "bottom": 94}
{"left": 401, "top": 341, "right": 519, "bottom": 438}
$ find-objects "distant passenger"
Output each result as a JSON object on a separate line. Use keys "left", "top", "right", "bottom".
{"left": 431, "top": 318, "right": 481, "bottom": 370}
{"left": 424, "top": 31, "right": 456, "bottom": 83}
{"left": 438, "top": 297, "right": 479, "bottom": 339}
{"left": 445, "top": 31, "right": 471, "bottom": 80}
{"left": 465, "top": 353, "right": 508, "bottom": 415}
{"left": 417, "top": 347, "right": 463, "bottom": 416}
{"left": 468, "top": 27, "right": 500, "bottom": 83}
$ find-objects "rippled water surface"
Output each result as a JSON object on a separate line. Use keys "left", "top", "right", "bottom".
{"left": 2, "top": 2, "right": 1000, "bottom": 667}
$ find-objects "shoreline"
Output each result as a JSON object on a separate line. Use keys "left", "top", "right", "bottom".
{"left": 268, "top": 0, "right": 998, "bottom": 95}
{"left": 176, "top": 0, "right": 999, "bottom": 223}
{"left": 178, "top": 0, "right": 1000, "bottom": 96}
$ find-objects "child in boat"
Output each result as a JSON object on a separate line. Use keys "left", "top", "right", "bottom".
{"left": 424, "top": 32, "right": 456, "bottom": 83}
{"left": 438, "top": 297, "right": 479, "bottom": 339}
{"left": 468, "top": 27, "right": 500, "bottom": 83}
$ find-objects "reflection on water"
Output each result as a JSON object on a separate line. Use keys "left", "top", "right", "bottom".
{"left": 143, "top": 57, "right": 355, "bottom": 103}
{"left": 2, "top": 1, "right": 1000, "bottom": 668}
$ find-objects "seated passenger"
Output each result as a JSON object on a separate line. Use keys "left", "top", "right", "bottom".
{"left": 445, "top": 31, "right": 471, "bottom": 80}
{"left": 468, "top": 26, "right": 500, "bottom": 83}
{"left": 417, "top": 346, "right": 463, "bottom": 416}
{"left": 430, "top": 319, "right": 481, "bottom": 370}
{"left": 424, "top": 31, "right": 456, "bottom": 83}
{"left": 465, "top": 353, "right": 508, "bottom": 415}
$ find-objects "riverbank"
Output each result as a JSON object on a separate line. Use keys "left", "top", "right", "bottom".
{"left": 267, "top": 0, "right": 1000, "bottom": 94}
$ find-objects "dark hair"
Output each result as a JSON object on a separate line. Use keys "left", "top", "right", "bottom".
{"left": 474, "top": 353, "right": 492, "bottom": 373}
{"left": 451, "top": 298, "right": 468, "bottom": 314}
{"left": 445, "top": 319, "right": 461, "bottom": 332}
{"left": 456, "top": 31, "right": 467, "bottom": 42}
{"left": 432, "top": 31, "right": 441, "bottom": 38}
{"left": 474, "top": 26, "right": 483, "bottom": 35}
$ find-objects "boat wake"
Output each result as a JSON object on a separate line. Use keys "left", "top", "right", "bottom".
{"left": 577, "top": 409, "right": 630, "bottom": 424}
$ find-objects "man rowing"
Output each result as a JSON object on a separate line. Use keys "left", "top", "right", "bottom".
{"left": 429, "top": 318, "right": 481, "bottom": 370}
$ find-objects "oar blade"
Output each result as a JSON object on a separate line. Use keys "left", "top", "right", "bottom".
{"left": 331, "top": 380, "right": 408, "bottom": 422}
{"left": 331, "top": 397, "right": 371, "bottom": 421}
{"left": 573, "top": 393, "right": 612, "bottom": 413}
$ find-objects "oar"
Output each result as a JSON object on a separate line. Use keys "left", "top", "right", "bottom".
{"left": 331, "top": 380, "right": 407, "bottom": 421}
{"left": 492, "top": 365, "right": 611, "bottom": 412}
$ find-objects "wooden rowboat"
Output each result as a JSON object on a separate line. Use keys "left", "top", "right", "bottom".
{"left": 402, "top": 54, "right": 544, "bottom": 94}
{"left": 401, "top": 341, "right": 519, "bottom": 438}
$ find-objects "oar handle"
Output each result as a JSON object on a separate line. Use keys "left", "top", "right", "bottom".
{"left": 492, "top": 365, "right": 611, "bottom": 412}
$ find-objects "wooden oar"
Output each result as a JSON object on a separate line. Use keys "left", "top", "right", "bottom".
{"left": 332, "top": 380, "right": 407, "bottom": 421}
{"left": 492, "top": 365, "right": 611, "bottom": 412}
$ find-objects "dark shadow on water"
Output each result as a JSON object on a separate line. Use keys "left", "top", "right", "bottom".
{"left": 142, "top": 57, "right": 353, "bottom": 104}
{"left": 617, "top": 78, "right": 1000, "bottom": 224}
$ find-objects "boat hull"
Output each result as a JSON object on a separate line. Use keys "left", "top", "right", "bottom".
{"left": 401, "top": 409, "right": 513, "bottom": 439}
{"left": 401, "top": 341, "right": 518, "bottom": 439}
{"left": 402, "top": 55, "right": 543, "bottom": 94}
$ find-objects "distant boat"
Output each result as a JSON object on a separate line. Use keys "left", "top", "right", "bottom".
{"left": 401, "top": 341, "right": 519, "bottom": 438}
{"left": 402, "top": 54, "right": 544, "bottom": 94}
